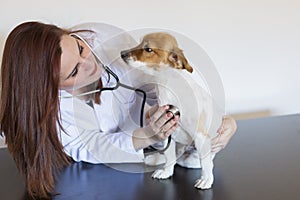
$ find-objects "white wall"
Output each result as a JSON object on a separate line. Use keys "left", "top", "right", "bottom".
{"left": 1, "top": 0, "right": 300, "bottom": 119}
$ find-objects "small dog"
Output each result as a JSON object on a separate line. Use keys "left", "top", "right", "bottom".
{"left": 121, "top": 32, "right": 222, "bottom": 189}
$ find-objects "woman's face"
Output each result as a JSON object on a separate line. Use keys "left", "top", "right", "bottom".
{"left": 59, "top": 34, "right": 102, "bottom": 91}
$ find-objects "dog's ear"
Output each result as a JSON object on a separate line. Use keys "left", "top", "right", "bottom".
{"left": 182, "top": 60, "right": 194, "bottom": 73}
{"left": 168, "top": 51, "right": 194, "bottom": 73}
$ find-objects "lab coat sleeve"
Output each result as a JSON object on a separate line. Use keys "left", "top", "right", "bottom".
{"left": 58, "top": 92, "right": 144, "bottom": 164}
{"left": 60, "top": 123, "right": 144, "bottom": 164}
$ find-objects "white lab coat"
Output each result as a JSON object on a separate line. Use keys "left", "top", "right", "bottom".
{"left": 58, "top": 23, "right": 148, "bottom": 163}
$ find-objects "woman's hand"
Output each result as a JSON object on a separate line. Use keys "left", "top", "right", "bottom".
{"left": 211, "top": 115, "right": 237, "bottom": 153}
{"left": 132, "top": 105, "right": 179, "bottom": 150}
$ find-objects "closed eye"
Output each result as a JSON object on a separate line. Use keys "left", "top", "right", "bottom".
{"left": 70, "top": 65, "right": 78, "bottom": 77}
{"left": 77, "top": 40, "right": 84, "bottom": 55}
{"left": 78, "top": 44, "right": 84, "bottom": 55}
{"left": 65, "top": 64, "right": 79, "bottom": 79}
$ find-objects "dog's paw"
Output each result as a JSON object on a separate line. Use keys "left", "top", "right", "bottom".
{"left": 152, "top": 168, "right": 174, "bottom": 179}
{"left": 194, "top": 175, "right": 214, "bottom": 189}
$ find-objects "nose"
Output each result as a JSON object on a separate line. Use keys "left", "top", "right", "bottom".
{"left": 79, "top": 57, "right": 94, "bottom": 71}
{"left": 120, "top": 50, "right": 129, "bottom": 59}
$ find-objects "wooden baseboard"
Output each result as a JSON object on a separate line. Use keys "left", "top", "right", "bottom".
{"left": 230, "top": 110, "right": 271, "bottom": 120}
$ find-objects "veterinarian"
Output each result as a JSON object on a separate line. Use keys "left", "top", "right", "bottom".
{"left": 0, "top": 21, "right": 236, "bottom": 199}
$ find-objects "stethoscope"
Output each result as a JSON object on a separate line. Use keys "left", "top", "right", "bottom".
{"left": 59, "top": 33, "right": 172, "bottom": 154}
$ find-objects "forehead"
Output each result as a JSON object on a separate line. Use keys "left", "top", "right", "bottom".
{"left": 60, "top": 35, "right": 78, "bottom": 54}
{"left": 60, "top": 35, "right": 78, "bottom": 77}
{"left": 142, "top": 33, "right": 178, "bottom": 49}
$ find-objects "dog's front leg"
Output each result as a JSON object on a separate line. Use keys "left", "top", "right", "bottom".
{"left": 152, "top": 139, "right": 176, "bottom": 179}
{"left": 194, "top": 133, "right": 214, "bottom": 189}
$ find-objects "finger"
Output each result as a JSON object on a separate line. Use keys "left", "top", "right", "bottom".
{"left": 148, "top": 106, "right": 170, "bottom": 133}
{"left": 154, "top": 111, "right": 176, "bottom": 131}
{"left": 160, "top": 114, "right": 179, "bottom": 132}
{"left": 217, "top": 127, "right": 224, "bottom": 134}
{"left": 146, "top": 104, "right": 159, "bottom": 119}
{"left": 211, "top": 145, "right": 223, "bottom": 154}
{"left": 211, "top": 134, "right": 221, "bottom": 145}
{"left": 150, "top": 105, "right": 169, "bottom": 122}
{"left": 164, "top": 122, "right": 179, "bottom": 137}
{"left": 162, "top": 116, "right": 180, "bottom": 138}
{"left": 217, "top": 116, "right": 229, "bottom": 133}
{"left": 156, "top": 122, "right": 178, "bottom": 141}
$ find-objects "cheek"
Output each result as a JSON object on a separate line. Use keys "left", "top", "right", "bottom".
{"left": 59, "top": 79, "right": 76, "bottom": 90}
{"left": 142, "top": 53, "right": 163, "bottom": 65}
{"left": 59, "top": 72, "right": 89, "bottom": 90}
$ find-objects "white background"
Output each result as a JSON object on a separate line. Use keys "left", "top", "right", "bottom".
{"left": 0, "top": 0, "right": 300, "bottom": 121}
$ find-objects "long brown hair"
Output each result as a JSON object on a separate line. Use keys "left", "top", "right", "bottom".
{"left": 0, "top": 22, "right": 72, "bottom": 199}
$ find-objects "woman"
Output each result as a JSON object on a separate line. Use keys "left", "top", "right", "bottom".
{"left": 0, "top": 21, "right": 179, "bottom": 199}
{"left": 0, "top": 21, "right": 236, "bottom": 199}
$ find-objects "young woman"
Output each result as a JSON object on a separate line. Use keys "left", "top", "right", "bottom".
{"left": 0, "top": 21, "right": 179, "bottom": 198}
{"left": 0, "top": 21, "right": 236, "bottom": 199}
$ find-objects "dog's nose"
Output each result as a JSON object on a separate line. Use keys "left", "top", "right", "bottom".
{"left": 120, "top": 50, "right": 128, "bottom": 59}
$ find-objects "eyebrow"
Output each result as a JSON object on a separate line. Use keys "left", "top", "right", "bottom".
{"left": 65, "top": 40, "right": 81, "bottom": 80}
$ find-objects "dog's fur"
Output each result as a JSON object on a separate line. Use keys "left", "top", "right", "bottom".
{"left": 121, "top": 32, "right": 222, "bottom": 189}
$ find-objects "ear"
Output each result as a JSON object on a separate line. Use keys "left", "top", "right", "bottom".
{"left": 183, "top": 61, "right": 194, "bottom": 73}
{"left": 168, "top": 52, "right": 194, "bottom": 73}
{"left": 168, "top": 52, "right": 179, "bottom": 63}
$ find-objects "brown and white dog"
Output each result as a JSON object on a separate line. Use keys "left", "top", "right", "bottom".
{"left": 121, "top": 32, "right": 222, "bottom": 189}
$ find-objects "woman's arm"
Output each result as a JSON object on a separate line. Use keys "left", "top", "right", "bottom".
{"left": 59, "top": 93, "right": 179, "bottom": 163}
{"left": 59, "top": 105, "right": 179, "bottom": 163}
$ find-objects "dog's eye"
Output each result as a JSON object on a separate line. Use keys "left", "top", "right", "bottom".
{"left": 144, "top": 47, "right": 153, "bottom": 53}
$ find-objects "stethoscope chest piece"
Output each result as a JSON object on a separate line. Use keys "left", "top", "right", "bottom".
{"left": 166, "top": 105, "right": 180, "bottom": 119}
